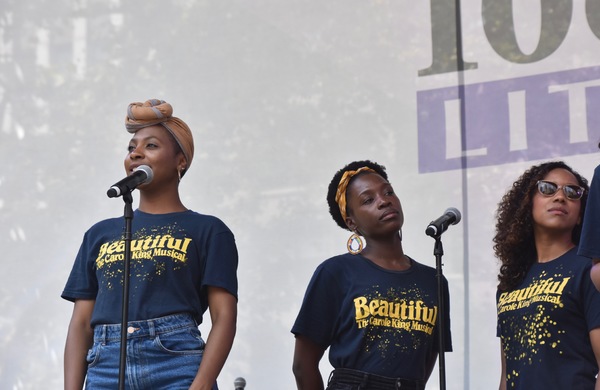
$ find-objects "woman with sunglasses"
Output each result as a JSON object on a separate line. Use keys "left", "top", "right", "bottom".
{"left": 62, "top": 99, "right": 238, "bottom": 389}
{"left": 494, "top": 161, "right": 600, "bottom": 389}
{"left": 291, "top": 160, "right": 452, "bottom": 390}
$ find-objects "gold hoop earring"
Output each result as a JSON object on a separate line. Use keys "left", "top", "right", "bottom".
{"left": 347, "top": 231, "right": 365, "bottom": 255}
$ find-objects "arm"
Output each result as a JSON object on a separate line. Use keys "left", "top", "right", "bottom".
{"left": 591, "top": 259, "right": 600, "bottom": 292}
{"left": 499, "top": 341, "right": 507, "bottom": 390}
{"left": 64, "top": 299, "right": 95, "bottom": 390}
{"left": 292, "top": 335, "right": 327, "bottom": 390}
{"left": 190, "top": 286, "right": 237, "bottom": 390}
{"left": 589, "top": 328, "right": 600, "bottom": 390}
{"left": 424, "top": 352, "right": 438, "bottom": 383}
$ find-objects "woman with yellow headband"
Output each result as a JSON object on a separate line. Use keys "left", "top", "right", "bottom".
{"left": 62, "top": 99, "right": 238, "bottom": 390}
{"left": 291, "top": 160, "right": 452, "bottom": 390}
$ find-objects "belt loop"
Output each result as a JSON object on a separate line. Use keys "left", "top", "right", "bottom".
{"left": 101, "top": 325, "right": 107, "bottom": 344}
{"left": 149, "top": 319, "right": 156, "bottom": 337}
{"left": 358, "top": 372, "right": 369, "bottom": 390}
{"left": 395, "top": 378, "right": 402, "bottom": 389}
{"left": 327, "top": 370, "right": 335, "bottom": 386}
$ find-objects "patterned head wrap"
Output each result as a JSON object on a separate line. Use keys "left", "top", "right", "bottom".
{"left": 125, "top": 99, "right": 194, "bottom": 171}
{"left": 335, "top": 167, "right": 376, "bottom": 222}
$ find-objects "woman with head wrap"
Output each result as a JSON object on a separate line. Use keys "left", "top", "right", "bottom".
{"left": 62, "top": 99, "right": 238, "bottom": 389}
{"left": 494, "top": 161, "right": 600, "bottom": 389}
{"left": 291, "top": 160, "right": 452, "bottom": 390}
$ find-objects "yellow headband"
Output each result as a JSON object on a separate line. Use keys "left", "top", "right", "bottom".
{"left": 335, "top": 167, "right": 375, "bottom": 223}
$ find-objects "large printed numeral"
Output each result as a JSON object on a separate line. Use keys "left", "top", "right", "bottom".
{"left": 418, "top": 0, "right": 600, "bottom": 76}
{"left": 482, "top": 0, "right": 572, "bottom": 63}
{"left": 588, "top": 0, "right": 600, "bottom": 40}
{"left": 418, "top": 0, "right": 478, "bottom": 76}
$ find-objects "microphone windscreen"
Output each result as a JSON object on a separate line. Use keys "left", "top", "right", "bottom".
{"left": 445, "top": 207, "right": 461, "bottom": 224}
{"left": 234, "top": 377, "right": 246, "bottom": 389}
{"left": 134, "top": 165, "right": 154, "bottom": 183}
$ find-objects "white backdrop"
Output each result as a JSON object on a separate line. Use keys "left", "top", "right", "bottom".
{"left": 1, "top": 1, "right": 599, "bottom": 389}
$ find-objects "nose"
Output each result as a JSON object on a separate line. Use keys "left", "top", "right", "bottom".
{"left": 551, "top": 190, "right": 566, "bottom": 202}
{"left": 377, "top": 196, "right": 391, "bottom": 208}
{"left": 129, "top": 146, "right": 143, "bottom": 160}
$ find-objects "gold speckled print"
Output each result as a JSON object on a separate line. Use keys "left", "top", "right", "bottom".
{"left": 498, "top": 266, "right": 572, "bottom": 382}
{"left": 355, "top": 285, "right": 438, "bottom": 357}
{"left": 494, "top": 249, "right": 600, "bottom": 388}
{"left": 94, "top": 223, "right": 192, "bottom": 290}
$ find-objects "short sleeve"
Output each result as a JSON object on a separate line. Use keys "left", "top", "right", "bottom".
{"left": 579, "top": 165, "right": 600, "bottom": 259}
{"left": 202, "top": 227, "right": 239, "bottom": 299}
{"left": 291, "top": 264, "right": 344, "bottom": 348}
{"left": 61, "top": 230, "right": 99, "bottom": 302}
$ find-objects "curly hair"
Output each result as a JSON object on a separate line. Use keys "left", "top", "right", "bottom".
{"left": 494, "top": 161, "right": 589, "bottom": 292}
{"left": 326, "top": 160, "right": 388, "bottom": 230}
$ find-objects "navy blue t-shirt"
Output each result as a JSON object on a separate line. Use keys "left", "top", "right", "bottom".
{"left": 579, "top": 164, "right": 600, "bottom": 260}
{"left": 62, "top": 209, "right": 238, "bottom": 327}
{"left": 496, "top": 248, "right": 600, "bottom": 389}
{"left": 291, "top": 253, "right": 452, "bottom": 380}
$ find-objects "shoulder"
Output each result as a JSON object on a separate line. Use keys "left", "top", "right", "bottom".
{"left": 186, "top": 212, "right": 235, "bottom": 235}
{"left": 562, "top": 248, "right": 593, "bottom": 269}
{"left": 138, "top": 210, "right": 234, "bottom": 234}
{"left": 318, "top": 254, "right": 436, "bottom": 273}
{"left": 75, "top": 217, "right": 125, "bottom": 251}
{"left": 406, "top": 258, "right": 450, "bottom": 289}
{"left": 409, "top": 257, "right": 434, "bottom": 269}
{"left": 302, "top": 254, "right": 367, "bottom": 295}
{"left": 183, "top": 211, "right": 229, "bottom": 226}
{"left": 309, "top": 254, "right": 367, "bottom": 282}
{"left": 408, "top": 257, "right": 437, "bottom": 275}
{"left": 318, "top": 253, "right": 367, "bottom": 271}
{"left": 85, "top": 216, "right": 124, "bottom": 235}
{"left": 183, "top": 210, "right": 229, "bottom": 229}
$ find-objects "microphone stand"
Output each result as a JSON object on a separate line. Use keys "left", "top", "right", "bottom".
{"left": 432, "top": 235, "right": 447, "bottom": 390}
{"left": 118, "top": 190, "right": 134, "bottom": 390}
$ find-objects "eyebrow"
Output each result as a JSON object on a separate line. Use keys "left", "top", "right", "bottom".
{"left": 541, "top": 179, "right": 581, "bottom": 186}
{"left": 130, "top": 135, "right": 161, "bottom": 143}
{"left": 356, "top": 182, "right": 393, "bottom": 196}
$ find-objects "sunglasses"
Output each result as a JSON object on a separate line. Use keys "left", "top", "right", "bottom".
{"left": 536, "top": 180, "right": 585, "bottom": 200}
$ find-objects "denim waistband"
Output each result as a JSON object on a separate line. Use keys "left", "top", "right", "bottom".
{"left": 328, "top": 368, "right": 424, "bottom": 390}
{"left": 93, "top": 313, "right": 197, "bottom": 343}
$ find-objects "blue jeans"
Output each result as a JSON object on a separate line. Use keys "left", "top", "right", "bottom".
{"left": 86, "top": 313, "right": 217, "bottom": 390}
{"left": 326, "top": 368, "right": 424, "bottom": 390}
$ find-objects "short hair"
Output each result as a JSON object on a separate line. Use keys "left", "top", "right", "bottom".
{"left": 326, "top": 160, "right": 388, "bottom": 230}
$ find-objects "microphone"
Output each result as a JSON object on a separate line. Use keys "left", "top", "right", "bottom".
{"left": 233, "top": 377, "right": 246, "bottom": 390}
{"left": 425, "top": 207, "right": 461, "bottom": 237}
{"left": 106, "top": 165, "right": 153, "bottom": 198}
